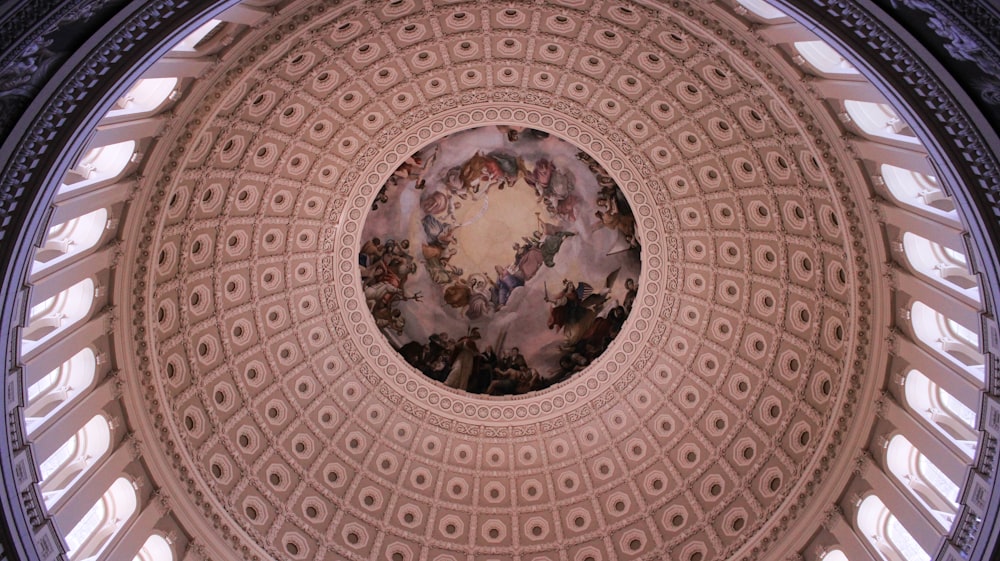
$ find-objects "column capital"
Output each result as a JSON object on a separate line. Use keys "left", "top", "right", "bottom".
{"left": 854, "top": 449, "right": 875, "bottom": 475}
{"left": 152, "top": 487, "right": 172, "bottom": 515}
{"left": 821, "top": 504, "right": 844, "bottom": 531}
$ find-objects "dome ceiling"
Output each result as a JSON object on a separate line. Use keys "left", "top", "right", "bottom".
{"left": 122, "top": 1, "right": 878, "bottom": 560}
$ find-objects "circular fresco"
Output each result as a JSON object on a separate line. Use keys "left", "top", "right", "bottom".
{"left": 361, "top": 126, "right": 641, "bottom": 396}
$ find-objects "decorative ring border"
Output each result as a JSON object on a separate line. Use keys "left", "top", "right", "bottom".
{"left": 321, "top": 102, "right": 669, "bottom": 427}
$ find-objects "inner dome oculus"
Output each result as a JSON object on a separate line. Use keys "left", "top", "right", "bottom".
{"left": 360, "top": 126, "right": 642, "bottom": 395}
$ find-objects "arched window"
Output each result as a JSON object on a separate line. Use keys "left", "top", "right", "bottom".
{"left": 106, "top": 78, "right": 179, "bottom": 120}
{"left": 910, "top": 301, "right": 983, "bottom": 378}
{"left": 24, "top": 347, "right": 97, "bottom": 433}
{"left": 172, "top": 19, "right": 222, "bottom": 51}
{"left": 133, "top": 533, "right": 175, "bottom": 561}
{"left": 59, "top": 141, "right": 136, "bottom": 195}
{"left": 820, "top": 549, "right": 849, "bottom": 561}
{"left": 735, "top": 0, "right": 787, "bottom": 20}
{"left": 903, "top": 369, "right": 977, "bottom": 456}
{"left": 946, "top": 317, "right": 979, "bottom": 349}
{"left": 844, "top": 100, "right": 918, "bottom": 143}
{"left": 794, "top": 41, "right": 859, "bottom": 75}
{"left": 31, "top": 208, "right": 109, "bottom": 274}
{"left": 64, "top": 476, "right": 138, "bottom": 561}
{"left": 38, "top": 414, "right": 111, "bottom": 508}
{"left": 902, "top": 232, "right": 980, "bottom": 301}
{"left": 856, "top": 494, "right": 930, "bottom": 561}
{"left": 877, "top": 164, "right": 956, "bottom": 217}
{"left": 886, "top": 434, "right": 959, "bottom": 526}
{"left": 21, "top": 277, "right": 96, "bottom": 353}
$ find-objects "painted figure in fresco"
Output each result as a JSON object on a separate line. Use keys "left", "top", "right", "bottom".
{"left": 425, "top": 333, "right": 455, "bottom": 379}
{"left": 441, "top": 273, "right": 496, "bottom": 320}
{"left": 421, "top": 214, "right": 464, "bottom": 285}
{"left": 419, "top": 189, "right": 453, "bottom": 218}
{"left": 623, "top": 278, "right": 638, "bottom": 311}
{"left": 512, "top": 242, "right": 545, "bottom": 282}
{"left": 421, "top": 214, "right": 457, "bottom": 247}
{"left": 525, "top": 158, "right": 580, "bottom": 221}
{"left": 360, "top": 238, "right": 411, "bottom": 284}
{"left": 398, "top": 333, "right": 546, "bottom": 395}
{"left": 457, "top": 154, "right": 497, "bottom": 197}
{"left": 492, "top": 214, "right": 574, "bottom": 308}
{"left": 439, "top": 210, "right": 578, "bottom": 318}
{"left": 422, "top": 244, "right": 463, "bottom": 285}
{"left": 525, "top": 158, "right": 554, "bottom": 200}
{"left": 398, "top": 332, "right": 457, "bottom": 382}
{"left": 359, "top": 236, "right": 383, "bottom": 268}
{"left": 361, "top": 237, "right": 421, "bottom": 335}
{"left": 364, "top": 281, "right": 420, "bottom": 335}
{"left": 487, "top": 367, "right": 541, "bottom": 396}
{"left": 550, "top": 276, "right": 636, "bottom": 379}
{"left": 465, "top": 273, "right": 496, "bottom": 319}
{"left": 483, "top": 346, "right": 538, "bottom": 395}
{"left": 494, "top": 263, "right": 526, "bottom": 307}
{"left": 442, "top": 278, "right": 472, "bottom": 309}
{"left": 545, "top": 269, "right": 624, "bottom": 346}
{"left": 545, "top": 278, "right": 585, "bottom": 314}
{"left": 444, "top": 150, "right": 523, "bottom": 199}
{"left": 495, "top": 125, "right": 550, "bottom": 142}
{"left": 576, "top": 150, "right": 603, "bottom": 176}
{"left": 390, "top": 151, "right": 435, "bottom": 191}
{"left": 444, "top": 328, "right": 482, "bottom": 391}
{"left": 577, "top": 151, "right": 639, "bottom": 250}
{"left": 371, "top": 185, "right": 389, "bottom": 211}
{"left": 365, "top": 240, "right": 415, "bottom": 288}
{"left": 372, "top": 149, "right": 437, "bottom": 211}
{"left": 594, "top": 185, "right": 638, "bottom": 248}
{"left": 533, "top": 213, "right": 577, "bottom": 268}
{"left": 484, "top": 150, "right": 523, "bottom": 190}
{"left": 550, "top": 302, "right": 628, "bottom": 377}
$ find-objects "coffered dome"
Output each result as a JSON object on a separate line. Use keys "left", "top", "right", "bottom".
{"left": 2, "top": 2, "right": 997, "bottom": 561}
{"left": 124, "top": 2, "right": 874, "bottom": 560}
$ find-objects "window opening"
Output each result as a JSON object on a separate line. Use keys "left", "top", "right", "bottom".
{"left": 910, "top": 301, "right": 984, "bottom": 378}
{"left": 25, "top": 347, "right": 97, "bottom": 433}
{"left": 107, "top": 78, "right": 179, "bottom": 119}
{"left": 133, "top": 533, "right": 174, "bottom": 561}
{"left": 878, "top": 164, "right": 956, "bottom": 217}
{"left": 794, "top": 40, "right": 859, "bottom": 75}
{"left": 902, "top": 232, "right": 979, "bottom": 299}
{"left": 844, "top": 100, "right": 918, "bottom": 142}
{"left": 59, "top": 141, "right": 136, "bottom": 195}
{"left": 172, "top": 19, "right": 222, "bottom": 51}
{"left": 735, "top": 0, "right": 787, "bottom": 20}
{"left": 32, "top": 208, "right": 109, "bottom": 275}
{"left": 38, "top": 414, "right": 111, "bottom": 508}
{"left": 64, "top": 477, "right": 137, "bottom": 560}
{"left": 886, "top": 434, "right": 958, "bottom": 527}
{"left": 857, "top": 494, "right": 930, "bottom": 561}
{"left": 903, "top": 369, "right": 977, "bottom": 456}
{"left": 21, "top": 278, "right": 96, "bottom": 354}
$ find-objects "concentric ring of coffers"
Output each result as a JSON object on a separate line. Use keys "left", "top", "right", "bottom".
{"left": 134, "top": 2, "right": 865, "bottom": 560}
